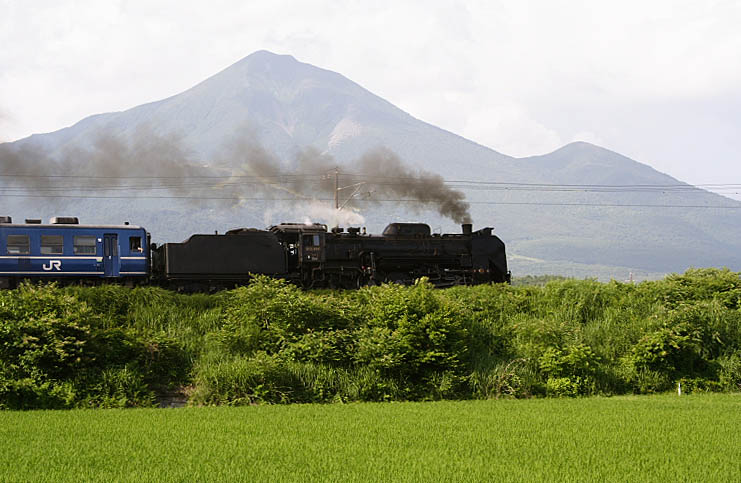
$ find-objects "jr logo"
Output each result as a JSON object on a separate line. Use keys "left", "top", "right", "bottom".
{"left": 42, "top": 260, "right": 62, "bottom": 271}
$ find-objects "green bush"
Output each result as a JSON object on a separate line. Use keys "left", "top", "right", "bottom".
{"left": 545, "top": 377, "right": 582, "bottom": 397}
{"left": 191, "top": 352, "right": 306, "bottom": 405}
{"left": 81, "top": 367, "right": 156, "bottom": 408}
{"left": 626, "top": 323, "right": 702, "bottom": 375}
{"left": 3, "top": 268, "right": 741, "bottom": 409}
{"left": 717, "top": 354, "right": 741, "bottom": 391}
{"left": 220, "top": 276, "right": 351, "bottom": 355}
{"left": 0, "top": 283, "right": 190, "bottom": 409}
{"left": 353, "top": 280, "right": 470, "bottom": 397}
{"left": 469, "top": 359, "right": 533, "bottom": 399}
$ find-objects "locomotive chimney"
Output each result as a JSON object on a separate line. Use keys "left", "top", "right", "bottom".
{"left": 462, "top": 223, "right": 472, "bottom": 235}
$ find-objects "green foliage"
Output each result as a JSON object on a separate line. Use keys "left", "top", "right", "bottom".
{"left": 191, "top": 352, "right": 302, "bottom": 405}
{"left": 2, "top": 268, "right": 741, "bottom": 409}
{"left": 469, "top": 359, "right": 533, "bottom": 399}
{"left": 545, "top": 377, "right": 581, "bottom": 397}
{"left": 219, "top": 276, "right": 351, "bottom": 356}
{"left": 511, "top": 274, "right": 571, "bottom": 286}
{"left": 0, "top": 283, "right": 188, "bottom": 409}
{"left": 717, "top": 353, "right": 741, "bottom": 391}
{"left": 656, "top": 268, "right": 741, "bottom": 309}
{"left": 81, "top": 367, "right": 156, "bottom": 408}
{"left": 627, "top": 323, "right": 701, "bottom": 373}
{"left": 353, "top": 280, "right": 470, "bottom": 398}
{"left": 538, "top": 344, "right": 600, "bottom": 396}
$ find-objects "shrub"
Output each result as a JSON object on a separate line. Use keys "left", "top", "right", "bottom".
{"left": 469, "top": 359, "right": 533, "bottom": 399}
{"left": 220, "top": 276, "right": 350, "bottom": 355}
{"left": 717, "top": 354, "right": 741, "bottom": 391}
{"left": 353, "top": 280, "right": 470, "bottom": 397}
{"left": 191, "top": 352, "right": 305, "bottom": 405}
{"left": 545, "top": 377, "right": 581, "bottom": 398}
{"left": 626, "top": 323, "right": 702, "bottom": 376}
{"left": 0, "top": 283, "right": 190, "bottom": 409}
{"left": 4, "top": 268, "right": 741, "bottom": 409}
{"left": 538, "top": 344, "right": 600, "bottom": 396}
{"left": 80, "top": 367, "right": 157, "bottom": 408}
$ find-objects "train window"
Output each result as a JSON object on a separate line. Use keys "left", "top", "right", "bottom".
{"left": 41, "top": 235, "right": 64, "bottom": 255}
{"left": 129, "top": 236, "right": 142, "bottom": 253}
{"left": 7, "top": 235, "right": 30, "bottom": 255}
{"left": 303, "top": 234, "right": 321, "bottom": 246}
{"left": 74, "top": 236, "right": 97, "bottom": 255}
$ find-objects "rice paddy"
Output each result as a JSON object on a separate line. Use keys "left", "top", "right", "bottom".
{"left": 0, "top": 394, "right": 738, "bottom": 482}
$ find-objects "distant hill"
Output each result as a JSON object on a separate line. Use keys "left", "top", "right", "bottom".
{"left": 2, "top": 50, "right": 741, "bottom": 280}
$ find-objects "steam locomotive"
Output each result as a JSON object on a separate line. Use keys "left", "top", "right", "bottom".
{"left": 0, "top": 216, "right": 509, "bottom": 290}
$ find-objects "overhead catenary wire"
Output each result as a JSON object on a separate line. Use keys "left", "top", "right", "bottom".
{"left": 1, "top": 169, "right": 740, "bottom": 208}
{"left": 0, "top": 171, "right": 739, "bottom": 191}
{"left": 0, "top": 192, "right": 739, "bottom": 209}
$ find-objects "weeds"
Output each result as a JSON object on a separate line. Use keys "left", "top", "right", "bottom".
{"left": 1, "top": 268, "right": 740, "bottom": 408}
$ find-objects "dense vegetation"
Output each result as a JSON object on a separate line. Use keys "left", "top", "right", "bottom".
{"left": 1, "top": 395, "right": 739, "bottom": 481}
{"left": 1, "top": 268, "right": 740, "bottom": 409}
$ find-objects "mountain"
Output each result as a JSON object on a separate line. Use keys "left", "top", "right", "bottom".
{"left": 3, "top": 50, "right": 741, "bottom": 280}
{"left": 18, "top": 50, "right": 518, "bottom": 176}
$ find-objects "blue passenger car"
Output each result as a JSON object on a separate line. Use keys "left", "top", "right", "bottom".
{"left": 0, "top": 216, "right": 149, "bottom": 288}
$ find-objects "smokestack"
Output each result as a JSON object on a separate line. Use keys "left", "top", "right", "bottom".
{"left": 462, "top": 223, "right": 472, "bottom": 235}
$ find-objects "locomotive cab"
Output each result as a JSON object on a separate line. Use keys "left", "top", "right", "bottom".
{"left": 269, "top": 223, "right": 328, "bottom": 269}
{"left": 300, "top": 232, "right": 325, "bottom": 263}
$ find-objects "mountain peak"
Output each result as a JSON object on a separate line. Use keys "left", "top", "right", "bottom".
{"left": 239, "top": 50, "right": 299, "bottom": 66}
{"left": 556, "top": 141, "right": 606, "bottom": 153}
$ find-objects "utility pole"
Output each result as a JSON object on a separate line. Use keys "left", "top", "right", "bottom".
{"left": 334, "top": 167, "right": 339, "bottom": 211}
{"left": 330, "top": 167, "right": 365, "bottom": 229}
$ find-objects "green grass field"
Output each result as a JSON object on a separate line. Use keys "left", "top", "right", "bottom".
{"left": 1, "top": 394, "right": 739, "bottom": 482}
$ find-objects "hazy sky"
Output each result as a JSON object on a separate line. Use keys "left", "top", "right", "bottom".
{"left": 1, "top": 0, "right": 740, "bottom": 195}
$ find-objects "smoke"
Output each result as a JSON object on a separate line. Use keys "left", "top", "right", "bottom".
{"left": 261, "top": 198, "right": 365, "bottom": 227}
{"left": 1, "top": 123, "right": 472, "bottom": 225}
{"left": 64, "top": 126, "right": 207, "bottom": 185}
{"left": 302, "top": 200, "right": 365, "bottom": 226}
{"left": 355, "top": 147, "right": 472, "bottom": 224}
{"left": 0, "top": 125, "right": 218, "bottom": 197}
{"left": 220, "top": 128, "right": 472, "bottom": 223}
{"left": 0, "top": 142, "right": 59, "bottom": 188}
{"left": 219, "top": 130, "right": 335, "bottom": 198}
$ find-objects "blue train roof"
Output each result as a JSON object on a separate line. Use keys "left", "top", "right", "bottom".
{"left": 0, "top": 224, "right": 145, "bottom": 230}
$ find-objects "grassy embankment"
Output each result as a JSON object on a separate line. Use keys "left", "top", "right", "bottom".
{"left": 1, "top": 268, "right": 740, "bottom": 409}
{"left": 0, "top": 394, "right": 739, "bottom": 481}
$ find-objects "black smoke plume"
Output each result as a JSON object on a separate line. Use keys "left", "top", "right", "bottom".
{"left": 221, "top": 129, "right": 472, "bottom": 223}
{"left": 1, "top": 125, "right": 472, "bottom": 223}
{"left": 0, "top": 125, "right": 215, "bottom": 197}
{"left": 355, "top": 147, "right": 472, "bottom": 223}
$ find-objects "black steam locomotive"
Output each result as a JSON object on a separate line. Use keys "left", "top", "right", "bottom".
{"left": 152, "top": 222, "right": 509, "bottom": 290}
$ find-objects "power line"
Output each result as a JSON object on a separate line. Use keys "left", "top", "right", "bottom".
{"left": 0, "top": 192, "right": 739, "bottom": 209}
{"left": 0, "top": 173, "right": 326, "bottom": 179}
{"left": 1, "top": 168, "right": 740, "bottom": 208}
{"left": 1, "top": 171, "right": 740, "bottom": 189}
{"left": 1, "top": 180, "right": 739, "bottom": 194}
{"left": 1, "top": 182, "right": 738, "bottom": 195}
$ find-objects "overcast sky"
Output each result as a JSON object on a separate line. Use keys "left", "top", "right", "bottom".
{"left": 1, "top": 0, "right": 740, "bottom": 195}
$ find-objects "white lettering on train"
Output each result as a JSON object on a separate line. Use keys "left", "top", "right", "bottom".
{"left": 42, "top": 260, "right": 62, "bottom": 271}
